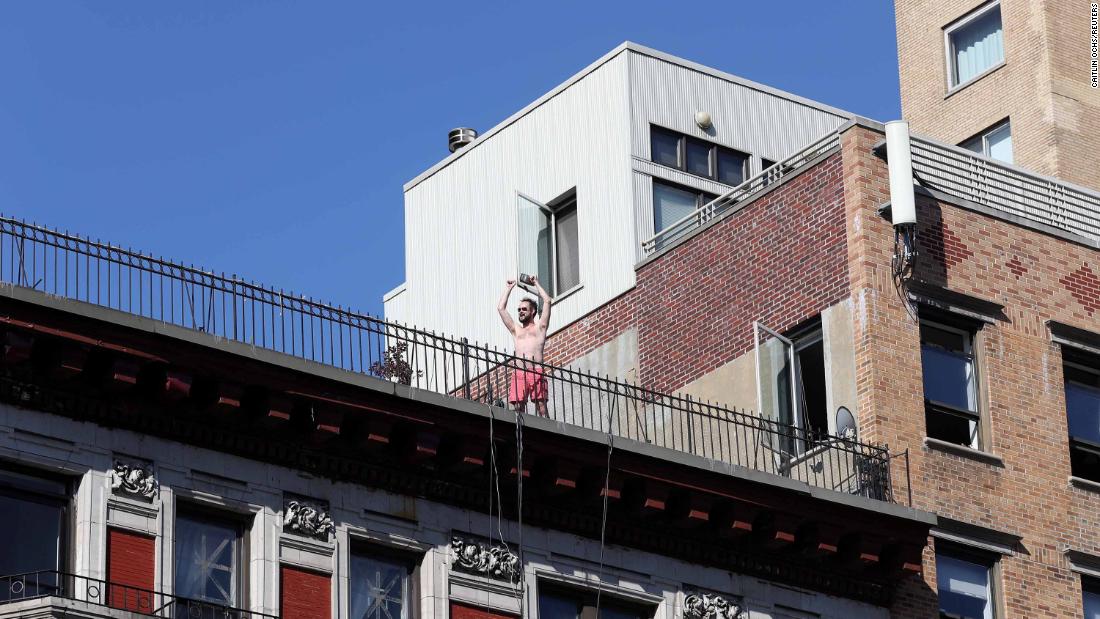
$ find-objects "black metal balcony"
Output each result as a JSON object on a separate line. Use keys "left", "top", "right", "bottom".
{"left": 0, "top": 570, "right": 276, "bottom": 618}
{"left": 0, "top": 216, "right": 906, "bottom": 504}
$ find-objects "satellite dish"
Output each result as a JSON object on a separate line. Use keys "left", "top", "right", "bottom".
{"left": 836, "top": 406, "right": 857, "bottom": 440}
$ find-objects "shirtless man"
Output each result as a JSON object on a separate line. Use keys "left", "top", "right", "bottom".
{"left": 497, "top": 276, "right": 552, "bottom": 416}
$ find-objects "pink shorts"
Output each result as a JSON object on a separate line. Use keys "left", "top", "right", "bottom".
{"left": 509, "top": 368, "right": 548, "bottom": 403}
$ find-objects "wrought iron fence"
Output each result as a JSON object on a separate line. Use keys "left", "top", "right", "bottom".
{"left": 0, "top": 569, "right": 277, "bottom": 618}
{"left": 910, "top": 135, "right": 1100, "bottom": 245}
{"left": 641, "top": 130, "right": 842, "bottom": 255}
{"left": 0, "top": 216, "right": 900, "bottom": 503}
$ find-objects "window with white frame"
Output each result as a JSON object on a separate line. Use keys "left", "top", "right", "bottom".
{"left": 961, "top": 120, "right": 1012, "bottom": 164}
{"left": 174, "top": 509, "right": 244, "bottom": 610}
{"left": 537, "top": 583, "right": 650, "bottom": 619}
{"left": 1064, "top": 348, "right": 1100, "bottom": 483}
{"left": 946, "top": 2, "right": 1004, "bottom": 88}
{"left": 921, "top": 316, "right": 983, "bottom": 449}
{"left": 0, "top": 467, "right": 69, "bottom": 601}
{"left": 1084, "top": 575, "right": 1100, "bottom": 619}
{"left": 349, "top": 547, "right": 416, "bottom": 619}
{"left": 517, "top": 191, "right": 579, "bottom": 298}
{"left": 936, "top": 544, "right": 998, "bottom": 619}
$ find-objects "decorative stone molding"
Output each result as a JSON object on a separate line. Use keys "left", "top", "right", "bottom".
{"left": 683, "top": 592, "right": 746, "bottom": 619}
{"left": 283, "top": 498, "right": 334, "bottom": 541}
{"left": 450, "top": 535, "right": 520, "bottom": 583}
{"left": 107, "top": 459, "right": 158, "bottom": 500}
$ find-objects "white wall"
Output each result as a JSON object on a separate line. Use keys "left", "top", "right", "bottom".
{"left": 0, "top": 403, "right": 889, "bottom": 619}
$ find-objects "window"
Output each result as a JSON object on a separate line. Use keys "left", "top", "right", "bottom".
{"left": 174, "top": 510, "right": 243, "bottom": 610}
{"left": 961, "top": 121, "right": 1012, "bottom": 164}
{"left": 517, "top": 191, "right": 579, "bottom": 297}
{"left": 1084, "top": 576, "right": 1100, "bottom": 619}
{"left": 754, "top": 321, "right": 830, "bottom": 454}
{"left": 649, "top": 125, "right": 749, "bottom": 186}
{"left": 0, "top": 468, "right": 68, "bottom": 601}
{"left": 1064, "top": 349, "right": 1100, "bottom": 483}
{"left": 936, "top": 545, "right": 998, "bottom": 619}
{"left": 538, "top": 585, "right": 649, "bottom": 619}
{"left": 946, "top": 2, "right": 1004, "bottom": 88}
{"left": 921, "top": 317, "right": 982, "bottom": 449}
{"left": 349, "top": 549, "right": 416, "bottom": 619}
{"left": 651, "top": 180, "right": 717, "bottom": 238}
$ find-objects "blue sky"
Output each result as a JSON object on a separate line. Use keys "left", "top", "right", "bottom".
{"left": 0, "top": 1, "right": 900, "bottom": 317}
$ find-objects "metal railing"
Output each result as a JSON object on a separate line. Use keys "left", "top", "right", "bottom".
{"left": 0, "top": 216, "right": 900, "bottom": 503}
{"left": 0, "top": 570, "right": 277, "bottom": 618}
{"left": 642, "top": 130, "right": 842, "bottom": 255}
{"left": 911, "top": 136, "right": 1100, "bottom": 245}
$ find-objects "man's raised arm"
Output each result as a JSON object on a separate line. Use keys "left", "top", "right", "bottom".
{"left": 497, "top": 279, "right": 517, "bottom": 332}
{"left": 532, "top": 276, "right": 552, "bottom": 331}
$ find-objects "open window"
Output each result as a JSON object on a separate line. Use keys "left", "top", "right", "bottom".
{"left": 754, "top": 320, "right": 830, "bottom": 455}
{"left": 517, "top": 190, "right": 579, "bottom": 298}
{"left": 920, "top": 315, "right": 983, "bottom": 449}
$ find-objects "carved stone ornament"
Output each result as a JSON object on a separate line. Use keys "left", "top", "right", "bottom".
{"left": 683, "top": 592, "right": 746, "bottom": 619}
{"left": 450, "top": 535, "right": 521, "bottom": 583}
{"left": 107, "top": 459, "right": 158, "bottom": 500}
{"left": 283, "top": 499, "right": 334, "bottom": 541}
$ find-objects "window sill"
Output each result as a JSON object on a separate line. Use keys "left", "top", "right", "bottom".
{"left": 552, "top": 284, "right": 583, "bottom": 303}
{"left": 944, "top": 61, "right": 1007, "bottom": 100}
{"left": 924, "top": 437, "right": 1004, "bottom": 467}
{"left": 1070, "top": 475, "right": 1100, "bottom": 493}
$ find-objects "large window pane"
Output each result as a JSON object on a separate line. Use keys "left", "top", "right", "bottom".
{"left": 538, "top": 588, "right": 645, "bottom": 619}
{"left": 936, "top": 552, "right": 993, "bottom": 619}
{"left": 653, "top": 182, "right": 698, "bottom": 234}
{"left": 175, "top": 513, "right": 240, "bottom": 606}
{"left": 717, "top": 149, "right": 747, "bottom": 186}
{"left": 518, "top": 195, "right": 552, "bottom": 290}
{"left": 1067, "top": 382, "right": 1100, "bottom": 444}
{"left": 555, "top": 204, "right": 579, "bottom": 294}
{"left": 1084, "top": 577, "right": 1100, "bottom": 619}
{"left": 350, "top": 554, "right": 409, "bottom": 619}
{"left": 685, "top": 138, "right": 711, "bottom": 177}
{"left": 650, "top": 127, "right": 680, "bottom": 168}
{"left": 951, "top": 5, "right": 1004, "bottom": 85}
{"left": 920, "top": 323, "right": 976, "bottom": 412}
{"left": 0, "top": 470, "right": 66, "bottom": 601}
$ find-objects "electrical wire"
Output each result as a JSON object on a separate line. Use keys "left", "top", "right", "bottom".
{"left": 593, "top": 388, "right": 619, "bottom": 616}
{"left": 892, "top": 225, "right": 919, "bottom": 323}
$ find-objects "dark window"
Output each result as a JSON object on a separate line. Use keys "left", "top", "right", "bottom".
{"left": 537, "top": 584, "right": 649, "bottom": 619}
{"left": 1064, "top": 349, "right": 1100, "bottom": 483}
{"left": 0, "top": 468, "right": 68, "bottom": 601}
{"left": 349, "top": 547, "right": 416, "bottom": 619}
{"left": 174, "top": 510, "right": 243, "bottom": 610}
{"left": 649, "top": 125, "right": 748, "bottom": 185}
{"left": 936, "top": 544, "right": 998, "bottom": 619}
{"left": 651, "top": 180, "right": 717, "bottom": 248}
{"left": 921, "top": 317, "right": 982, "bottom": 449}
{"left": 793, "top": 326, "right": 829, "bottom": 443}
{"left": 1083, "top": 576, "right": 1100, "bottom": 619}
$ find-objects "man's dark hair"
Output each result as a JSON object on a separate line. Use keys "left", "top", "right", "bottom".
{"left": 520, "top": 297, "right": 540, "bottom": 315}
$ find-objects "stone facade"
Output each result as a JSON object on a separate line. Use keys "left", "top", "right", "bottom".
{"left": 895, "top": 0, "right": 1100, "bottom": 192}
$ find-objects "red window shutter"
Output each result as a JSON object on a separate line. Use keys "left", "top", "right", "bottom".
{"left": 106, "top": 527, "right": 155, "bottom": 613}
{"left": 281, "top": 565, "right": 331, "bottom": 619}
{"left": 450, "top": 601, "right": 518, "bottom": 619}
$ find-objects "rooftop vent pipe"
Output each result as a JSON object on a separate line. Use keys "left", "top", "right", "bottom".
{"left": 448, "top": 128, "right": 478, "bottom": 153}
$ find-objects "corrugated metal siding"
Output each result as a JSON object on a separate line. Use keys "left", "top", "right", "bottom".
{"left": 387, "top": 53, "right": 635, "bottom": 351}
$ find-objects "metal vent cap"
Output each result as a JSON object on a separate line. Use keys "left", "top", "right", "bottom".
{"left": 448, "top": 127, "right": 478, "bottom": 153}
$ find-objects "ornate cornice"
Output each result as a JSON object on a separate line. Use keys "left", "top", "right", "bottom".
{"left": 450, "top": 535, "right": 521, "bottom": 583}
{"left": 107, "top": 458, "right": 158, "bottom": 500}
{"left": 283, "top": 498, "right": 334, "bottom": 541}
{"left": 683, "top": 592, "right": 746, "bottom": 619}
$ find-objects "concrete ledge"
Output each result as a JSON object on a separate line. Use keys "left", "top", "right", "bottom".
{"left": 924, "top": 437, "right": 1005, "bottom": 468}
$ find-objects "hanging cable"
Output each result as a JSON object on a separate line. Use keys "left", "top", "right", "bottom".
{"left": 593, "top": 384, "right": 619, "bottom": 617}
{"left": 514, "top": 408, "right": 526, "bottom": 618}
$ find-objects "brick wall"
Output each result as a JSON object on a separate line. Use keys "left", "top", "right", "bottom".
{"left": 895, "top": 0, "right": 1100, "bottom": 192}
{"left": 546, "top": 152, "right": 849, "bottom": 396}
{"left": 106, "top": 527, "right": 155, "bottom": 612}
{"left": 280, "top": 565, "right": 330, "bottom": 619}
{"left": 843, "top": 122, "right": 1100, "bottom": 617}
